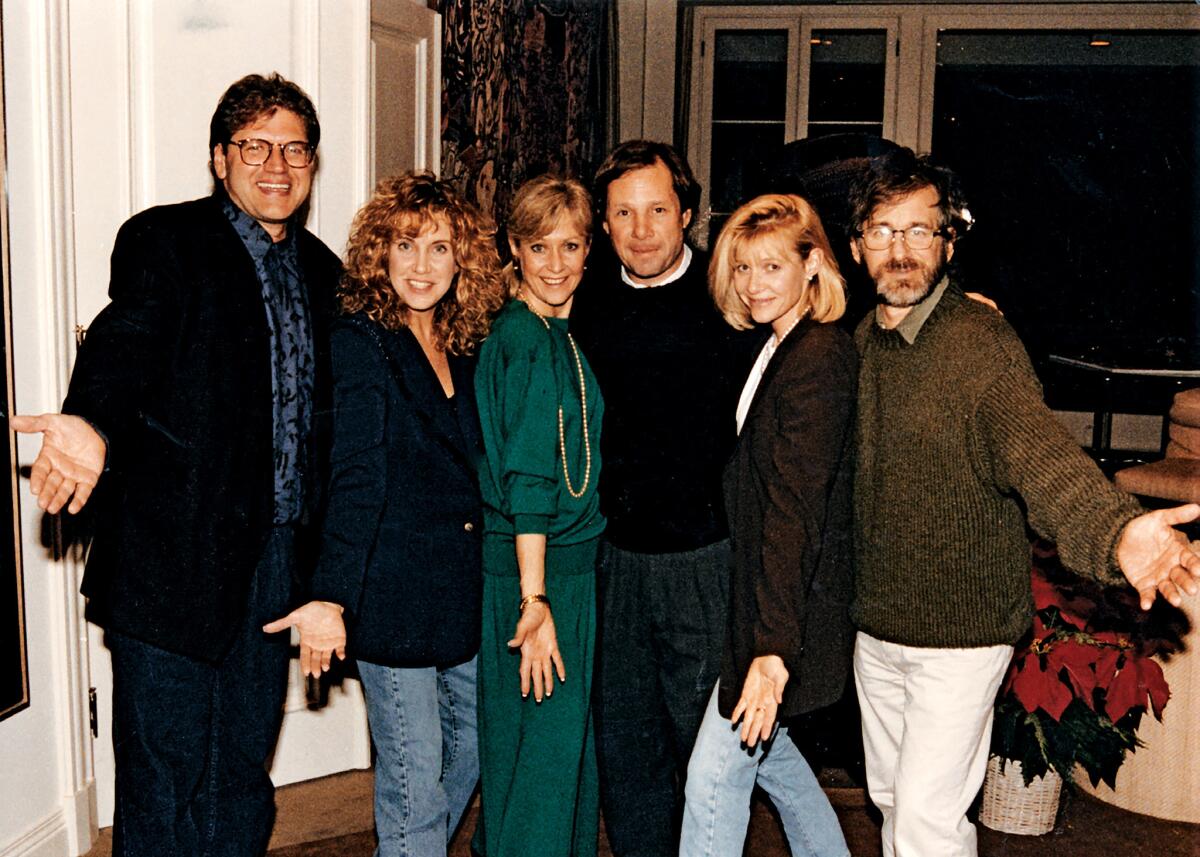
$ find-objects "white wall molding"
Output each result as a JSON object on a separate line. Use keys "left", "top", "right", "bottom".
{"left": 0, "top": 810, "right": 70, "bottom": 857}
{"left": 37, "top": 0, "right": 97, "bottom": 846}
{"left": 292, "top": 0, "right": 323, "bottom": 231}
{"left": 126, "top": 0, "right": 154, "bottom": 214}
{"left": 2, "top": 1, "right": 95, "bottom": 853}
{"left": 57, "top": 782, "right": 94, "bottom": 857}
{"left": 316, "top": 0, "right": 373, "bottom": 252}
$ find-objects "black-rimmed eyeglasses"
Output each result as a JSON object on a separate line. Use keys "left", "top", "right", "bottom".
{"left": 856, "top": 225, "right": 951, "bottom": 251}
{"left": 227, "top": 138, "right": 314, "bottom": 168}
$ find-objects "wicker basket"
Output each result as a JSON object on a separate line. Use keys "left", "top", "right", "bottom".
{"left": 978, "top": 755, "right": 1063, "bottom": 835}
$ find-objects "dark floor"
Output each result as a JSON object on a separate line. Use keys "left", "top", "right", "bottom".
{"left": 262, "top": 772, "right": 1200, "bottom": 857}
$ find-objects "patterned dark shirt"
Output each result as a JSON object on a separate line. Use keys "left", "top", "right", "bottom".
{"left": 223, "top": 198, "right": 314, "bottom": 525}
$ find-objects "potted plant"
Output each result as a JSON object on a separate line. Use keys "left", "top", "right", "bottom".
{"left": 980, "top": 541, "right": 1186, "bottom": 834}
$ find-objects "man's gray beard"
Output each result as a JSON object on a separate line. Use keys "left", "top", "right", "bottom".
{"left": 877, "top": 259, "right": 948, "bottom": 308}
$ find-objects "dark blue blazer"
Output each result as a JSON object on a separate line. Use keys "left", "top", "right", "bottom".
{"left": 63, "top": 195, "right": 340, "bottom": 662}
{"left": 309, "top": 315, "right": 483, "bottom": 667}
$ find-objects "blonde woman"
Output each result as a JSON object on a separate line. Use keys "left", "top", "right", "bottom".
{"left": 473, "top": 175, "right": 604, "bottom": 857}
{"left": 679, "top": 194, "right": 856, "bottom": 857}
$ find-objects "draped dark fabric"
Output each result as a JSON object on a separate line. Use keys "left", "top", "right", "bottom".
{"left": 439, "top": 0, "right": 611, "bottom": 229}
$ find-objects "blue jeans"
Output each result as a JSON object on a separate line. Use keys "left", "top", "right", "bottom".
{"left": 679, "top": 684, "right": 850, "bottom": 857}
{"left": 108, "top": 525, "right": 294, "bottom": 857}
{"left": 358, "top": 656, "right": 479, "bottom": 857}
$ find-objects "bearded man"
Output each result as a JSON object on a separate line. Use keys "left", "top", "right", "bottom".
{"left": 847, "top": 147, "right": 1200, "bottom": 857}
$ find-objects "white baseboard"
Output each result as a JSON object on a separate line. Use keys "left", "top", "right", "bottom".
{"left": 61, "top": 780, "right": 97, "bottom": 856}
{"left": 1, "top": 780, "right": 97, "bottom": 857}
{"left": 0, "top": 812, "right": 70, "bottom": 857}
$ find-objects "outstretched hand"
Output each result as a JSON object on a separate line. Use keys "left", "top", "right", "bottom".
{"left": 11, "top": 413, "right": 106, "bottom": 514}
{"left": 508, "top": 602, "right": 565, "bottom": 702}
{"left": 263, "top": 600, "right": 347, "bottom": 677}
{"left": 1116, "top": 504, "right": 1200, "bottom": 610}
{"left": 731, "top": 654, "right": 789, "bottom": 748}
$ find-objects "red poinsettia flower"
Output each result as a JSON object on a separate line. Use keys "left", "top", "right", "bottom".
{"left": 1046, "top": 639, "right": 1099, "bottom": 708}
{"left": 995, "top": 544, "right": 1179, "bottom": 788}
{"left": 1106, "top": 655, "right": 1170, "bottom": 722}
{"left": 1094, "top": 646, "right": 1121, "bottom": 687}
{"left": 1010, "top": 654, "right": 1074, "bottom": 720}
{"left": 1030, "top": 570, "right": 1066, "bottom": 612}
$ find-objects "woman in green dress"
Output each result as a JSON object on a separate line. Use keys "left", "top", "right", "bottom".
{"left": 473, "top": 175, "right": 604, "bottom": 857}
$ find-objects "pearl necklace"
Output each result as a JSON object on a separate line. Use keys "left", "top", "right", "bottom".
{"left": 528, "top": 304, "right": 592, "bottom": 499}
{"left": 757, "top": 314, "right": 804, "bottom": 378}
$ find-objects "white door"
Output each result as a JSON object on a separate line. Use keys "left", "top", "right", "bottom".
{"left": 370, "top": 0, "right": 441, "bottom": 182}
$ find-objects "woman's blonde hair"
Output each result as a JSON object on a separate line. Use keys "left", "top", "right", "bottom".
{"left": 709, "top": 193, "right": 846, "bottom": 330}
{"left": 503, "top": 174, "right": 593, "bottom": 297}
{"left": 340, "top": 172, "right": 506, "bottom": 355}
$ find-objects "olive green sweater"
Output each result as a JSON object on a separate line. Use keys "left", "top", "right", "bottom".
{"left": 852, "top": 285, "right": 1141, "bottom": 647}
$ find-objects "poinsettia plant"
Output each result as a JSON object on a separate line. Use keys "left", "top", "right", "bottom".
{"left": 991, "top": 541, "right": 1187, "bottom": 789}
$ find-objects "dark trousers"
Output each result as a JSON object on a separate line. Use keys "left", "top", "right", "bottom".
{"left": 109, "top": 526, "right": 295, "bottom": 857}
{"left": 593, "top": 538, "right": 730, "bottom": 857}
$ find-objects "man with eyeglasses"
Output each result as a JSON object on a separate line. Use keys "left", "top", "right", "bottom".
{"left": 846, "top": 147, "right": 1200, "bottom": 857}
{"left": 12, "top": 73, "right": 340, "bottom": 856}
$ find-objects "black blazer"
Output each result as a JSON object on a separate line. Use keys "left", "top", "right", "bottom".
{"left": 718, "top": 320, "right": 857, "bottom": 719}
{"left": 308, "top": 316, "right": 483, "bottom": 668}
{"left": 63, "top": 195, "right": 340, "bottom": 662}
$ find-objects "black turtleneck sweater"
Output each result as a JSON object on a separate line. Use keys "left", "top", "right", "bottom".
{"left": 570, "top": 251, "right": 763, "bottom": 553}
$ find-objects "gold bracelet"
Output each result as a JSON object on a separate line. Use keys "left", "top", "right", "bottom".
{"left": 519, "top": 593, "right": 550, "bottom": 614}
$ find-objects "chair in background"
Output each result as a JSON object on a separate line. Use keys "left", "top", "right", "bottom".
{"left": 1114, "top": 386, "right": 1200, "bottom": 506}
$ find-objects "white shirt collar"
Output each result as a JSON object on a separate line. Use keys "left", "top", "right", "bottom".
{"left": 620, "top": 245, "right": 693, "bottom": 289}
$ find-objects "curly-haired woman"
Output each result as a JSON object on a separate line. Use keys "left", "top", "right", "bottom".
{"left": 268, "top": 172, "right": 506, "bottom": 855}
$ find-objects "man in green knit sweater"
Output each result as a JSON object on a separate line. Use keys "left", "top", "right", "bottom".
{"left": 846, "top": 148, "right": 1200, "bottom": 857}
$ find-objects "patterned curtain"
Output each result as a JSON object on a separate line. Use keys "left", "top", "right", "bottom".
{"left": 439, "top": 0, "right": 612, "bottom": 230}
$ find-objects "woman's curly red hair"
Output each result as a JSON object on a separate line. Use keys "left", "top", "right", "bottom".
{"left": 340, "top": 172, "right": 506, "bottom": 355}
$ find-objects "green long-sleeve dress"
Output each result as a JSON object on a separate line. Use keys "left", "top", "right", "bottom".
{"left": 473, "top": 299, "right": 605, "bottom": 857}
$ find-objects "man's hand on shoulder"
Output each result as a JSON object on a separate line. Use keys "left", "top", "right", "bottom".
{"left": 965, "top": 292, "right": 1002, "bottom": 315}
{"left": 1116, "top": 504, "right": 1200, "bottom": 609}
{"left": 11, "top": 413, "right": 106, "bottom": 514}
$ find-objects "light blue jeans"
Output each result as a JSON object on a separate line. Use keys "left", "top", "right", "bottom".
{"left": 358, "top": 656, "right": 479, "bottom": 857}
{"left": 679, "top": 683, "right": 850, "bottom": 857}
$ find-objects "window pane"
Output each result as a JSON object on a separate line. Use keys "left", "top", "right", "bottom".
{"left": 809, "top": 30, "right": 886, "bottom": 122}
{"left": 933, "top": 30, "right": 1200, "bottom": 371}
{"left": 710, "top": 121, "right": 786, "bottom": 213}
{"left": 714, "top": 30, "right": 788, "bottom": 121}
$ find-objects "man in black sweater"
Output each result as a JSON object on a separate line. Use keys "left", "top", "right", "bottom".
{"left": 570, "top": 141, "right": 759, "bottom": 857}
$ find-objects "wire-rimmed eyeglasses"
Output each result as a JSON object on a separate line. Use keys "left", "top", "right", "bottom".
{"left": 227, "top": 138, "right": 314, "bottom": 168}
{"left": 856, "top": 225, "right": 951, "bottom": 251}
